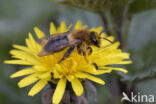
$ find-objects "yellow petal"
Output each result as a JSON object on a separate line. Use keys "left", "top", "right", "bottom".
{"left": 13, "top": 45, "right": 31, "bottom": 53}
{"left": 33, "top": 66, "right": 47, "bottom": 72}
{"left": 78, "top": 65, "right": 96, "bottom": 74}
{"left": 26, "top": 38, "right": 34, "bottom": 52}
{"left": 57, "top": 21, "right": 66, "bottom": 33}
{"left": 53, "top": 70, "right": 63, "bottom": 79}
{"left": 75, "top": 72, "right": 87, "bottom": 78}
{"left": 53, "top": 64, "right": 64, "bottom": 79}
{"left": 121, "top": 53, "right": 131, "bottom": 59}
{"left": 109, "top": 42, "right": 120, "bottom": 49}
{"left": 4, "top": 60, "right": 31, "bottom": 65}
{"left": 38, "top": 72, "right": 51, "bottom": 79}
{"left": 86, "top": 74, "right": 105, "bottom": 85}
{"left": 28, "top": 33, "right": 36, "bottom": 47}
{"left": 90, "top": 26, "right": 103, "bottom": 33}
{"left": 71, "top": 78, "right": 83, "bottom": 96}
{"left": 50, "top": 22, "right": 57, "bottom": 35}
{"left": 70, "top": 59, "right": 77, "bottom": 71}
{"left": 66, "top": 75, "right": 75, "bottom": 81}
{"left": 55, "top": 64, "right": 63, "bottom": 72}
{"left": 10, "top": 68, "right": 34, "bottom": 78}
{"left": 74, "top": 20, "right": 82, "bottom": 30}
{"left": 101, "top": 67, "right": 128, "bottom": 73}
{"left": 34, "top": 27, "right": 45, "bottom": 39}
{"left": 116, "top": 61, "right": 132, "bottom": 64}
{"left": 10, "top": 50, "right": 41, "bottom": 65}
{"left": 53, "top": 78, "right": 67, "bottom": 104}
{"left": 101, "top": 36, "right": 114, "bottom": 47}
{"left": 18, "top": 74, "right": 38, "bottom": 88}
{"left": 94, "top": 70, "right": 112, "bottom": 75}
{"left": 28, "top": 80, "right": 47, "bottom": 96}
{"left": 28, "top": 33, "right": 40, "bottom": 53}
{"left": 96, "top": 26, "right": 103, "bottom": 33}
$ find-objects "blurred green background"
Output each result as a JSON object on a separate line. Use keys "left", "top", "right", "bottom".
{"left": 0, "top": 0, "right": 156, "bottom": 104}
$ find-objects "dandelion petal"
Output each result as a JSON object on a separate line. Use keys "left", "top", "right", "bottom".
{"left": 28, "top": 80, "right": 47, "bottom": 96}
{"left": 71, "top": 78, "right": 83, "bottom": 96}
{"left": 58, "top": 21, "right": 66, "bottom": 33}
{"left": 4, "top": 60, "right": 31, "bottom": 65}
{"left": 101, "top": 67, "right": 128, "bottom": 73}
{"left": 94, "top": 70, "right": 112, "bottom": 75}
{"left": 86, "top": 74, "right": 105, "bottom": 85}
{"left": 34, "top": 27, "right": 45, "bottom": 39}
{"left": 74, "top": 20, "right": 82, "bottom": 30}
{"left": 53, "top": 78, "right": 67, "bottom": 104}
{"left": 18, "top": 74, "right": 38, "bottom": 88}
{"left": 10, "top": 68, "right": 34, "bottom": 78}
{"left": 50, "top": 22, "right": 57, "bottom": 34}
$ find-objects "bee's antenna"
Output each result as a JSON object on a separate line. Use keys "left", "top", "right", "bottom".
{"left": 99, "top": 31, "right": 113, "bottom": 44}
{"left": 99, "top": 31, "right": 106, "bottom": 35}
{"left": 103, "top": 37, "right": 113, "bottom": 44}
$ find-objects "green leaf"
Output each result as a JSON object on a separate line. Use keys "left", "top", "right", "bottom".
{"left": 121, "top": 9, "right": 156, "bottom": 82}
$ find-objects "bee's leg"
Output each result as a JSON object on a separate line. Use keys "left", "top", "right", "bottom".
{"left": 92, "top": 62, "right": 98, "bottom": 69}
{"left": 58, "top": 46, "right": 75, "bottom": 63}
{"left": 78, "top": 49, "right": 89, "bottom": 63}
{"left": 87, "top": 47, "right": 92, "bottom": 55}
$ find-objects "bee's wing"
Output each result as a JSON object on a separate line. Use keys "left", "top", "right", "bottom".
{"left": 38, "top": 31, "right": 72, "bottom": 56}
{"left": 37, "top": 31, "right": 70, "bottom": 45}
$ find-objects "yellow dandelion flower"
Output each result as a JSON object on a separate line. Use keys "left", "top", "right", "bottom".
{"left": 4, "top": 20, "right": 131, "bottom": 104}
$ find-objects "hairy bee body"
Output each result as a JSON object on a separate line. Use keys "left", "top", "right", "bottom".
{"left": 38, "top": 29, "right": 106, "bottom": 63}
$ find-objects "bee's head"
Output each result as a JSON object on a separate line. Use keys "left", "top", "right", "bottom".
{"left": 89, "top": 31, "right": 100, "bottom": 47}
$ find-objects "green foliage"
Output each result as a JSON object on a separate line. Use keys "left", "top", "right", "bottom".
{"left": 51, "top": 0, "right": 128, "bottom": 13}
{"left": 128, "top": 0, "right": 156, "bottom": 17}
{"left": 52, "top": 0, "right": 156, "bottom": 17}
{"left": 121, "top": 9, "right": 156, "bottom": 82}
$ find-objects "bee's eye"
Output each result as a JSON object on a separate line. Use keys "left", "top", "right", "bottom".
{"left": 90, "top": 32, "right": 100, "bottom": 47}
{"left": 90, "top": 32, "right": 97, "bottom": 43}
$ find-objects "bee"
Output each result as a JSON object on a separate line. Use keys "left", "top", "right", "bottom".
{"left": 38, "top": 29, "right": 112, "bottom": 64}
